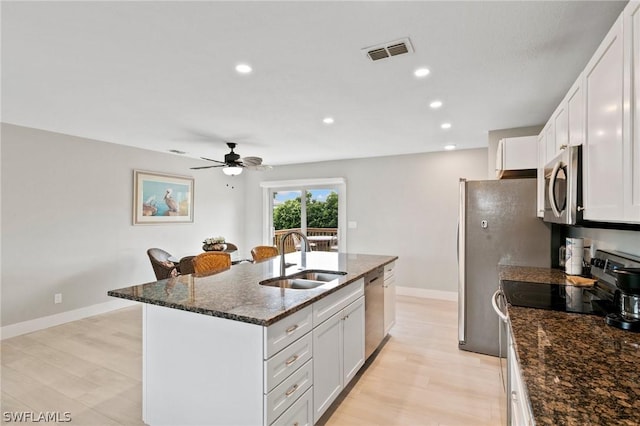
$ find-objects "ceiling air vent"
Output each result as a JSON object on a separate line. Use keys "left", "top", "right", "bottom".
{"left": 363, "top": 37, "right": 414, "bottom": 62}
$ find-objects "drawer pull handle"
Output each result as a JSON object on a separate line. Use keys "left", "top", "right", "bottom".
{"left": 285, "top": 354, "right": 299, "bottom": 366}
{"left": 285, "top": 324, "right": 299, "bottom": 334}
{"left": 285, "top": 384, "right": 299, "bottom": 396}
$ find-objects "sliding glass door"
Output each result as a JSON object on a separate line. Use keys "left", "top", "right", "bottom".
{"left": 263, "top": 179, "right": 345, "bottom": 253}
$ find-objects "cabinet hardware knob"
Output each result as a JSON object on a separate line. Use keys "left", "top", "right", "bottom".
{"left": 285, "top": 324, "right": 299, "bottom": 334}
{"left": 577, "top": 206, "right": 585, "bottom": 211}
{"left": 285, "top": 384, "right": 299, "bottom": 396}
{"left": 285, "top": 355, "right": 299, "bottom": 366}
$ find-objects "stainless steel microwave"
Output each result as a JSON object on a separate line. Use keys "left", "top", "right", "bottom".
{"left": 543, "top": 145, "right": 583, "bottom": 224}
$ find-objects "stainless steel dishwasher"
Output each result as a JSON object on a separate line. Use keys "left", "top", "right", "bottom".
{"left": 365, "top": 267, "right": 384, "bottom": 359}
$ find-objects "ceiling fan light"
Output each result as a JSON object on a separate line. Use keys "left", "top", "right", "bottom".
{"left": 222, "top": 166, "right": 243, "bottom": 176}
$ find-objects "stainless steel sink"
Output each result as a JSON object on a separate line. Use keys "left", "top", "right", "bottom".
{"left": 259, "top": 270, "right": 346, "bottom": 289}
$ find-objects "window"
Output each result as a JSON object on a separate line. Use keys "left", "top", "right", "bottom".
{"left": 260, "top": 178, "right": 346, "bottom": 253}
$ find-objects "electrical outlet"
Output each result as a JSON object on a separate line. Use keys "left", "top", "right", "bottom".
{"left": 54, "top": 293, "right": 62, "bottom": 304}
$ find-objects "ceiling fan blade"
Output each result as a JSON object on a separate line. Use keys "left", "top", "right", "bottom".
{"left": 246, "top": 164, "right": 274, "bottom": 171}
{"left": 242, "top": 156, "right": 263, "bottom": 166}
{"left": 200, "top": 157, "right": 227, "bottom": 164}
{"left": 190, "top": 165, "right": 224, "bottom": 170}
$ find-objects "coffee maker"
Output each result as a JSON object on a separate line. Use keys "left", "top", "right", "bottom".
{"left": 590, "top": 250, "right": 640, "bottom": 332}
{"left": 607, "top": 268, "right": 640, "bottom": 331}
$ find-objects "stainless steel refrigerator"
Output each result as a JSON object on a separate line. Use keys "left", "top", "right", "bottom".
{"left": 458, "top": 178, "right": 551, "bottom": 357}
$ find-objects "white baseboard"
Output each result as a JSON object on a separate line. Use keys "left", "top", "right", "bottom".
{"left": 1, "top": 299, "right": 138, "bottom": 340}
{"left": 396, "top": 286, "right": 457, "bottom": 301}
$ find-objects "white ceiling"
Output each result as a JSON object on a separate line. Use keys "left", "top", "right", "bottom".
{"left": 1, "top": 1, "right": 627, "bottom": 167}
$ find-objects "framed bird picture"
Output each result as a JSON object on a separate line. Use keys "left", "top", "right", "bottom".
{"left": 133, "top": 170, "right": 194, "bottom": 224}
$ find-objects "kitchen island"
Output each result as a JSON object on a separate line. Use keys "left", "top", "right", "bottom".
{"left": 499, "top": 266, "right": 640, "bottom": 426}
{"left": 109, "top": 251, "right": 397, "bottom": 426}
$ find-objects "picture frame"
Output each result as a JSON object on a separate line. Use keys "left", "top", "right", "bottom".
{"left": 133, "top": 170, "right": 194, "bottom": 225}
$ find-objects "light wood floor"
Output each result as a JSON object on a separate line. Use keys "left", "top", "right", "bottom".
{"left": 1, "top": 296, "right": 505, "bottom": 425}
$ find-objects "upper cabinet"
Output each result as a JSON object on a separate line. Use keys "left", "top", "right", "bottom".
{"left": 625, "top": 1, "right": 640, "bottom": 221}
{"left": 538, "top": 1, "right": 640, "bottom": 224}
{"left": 583, "top": 14, "right": 626, "bottom": 222}
{"left": 537, "top": 131, "right": 546, "bottom": 218}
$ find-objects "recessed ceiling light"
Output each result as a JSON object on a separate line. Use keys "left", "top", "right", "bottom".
{"left": 414, "top": 67, "right": 430, "bottom": 78}
{"left": 441, "top": 122, "right": 452, "bottom": 129}
{"left": 444, "top": 144, "right": 457, "bottom": 151}
{"left": 323, "top": 117, "right": 335, "bottom": 124}
{"left": 430, "top": 100, "right": 443, "bottom": 109}
{"left": 235, "top": 63, "right": 252, "bottom": 74}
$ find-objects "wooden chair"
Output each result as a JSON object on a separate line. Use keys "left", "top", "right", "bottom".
{"left": 178, "top": 255, "right": 196, "bottom": 275}
{"left": 147, "top": 248, "right": 178, "bottom": 280}
{"left": 224, "top": 242, "right": 238, "bottom": 252}
{"left": 251, "top": 245, "right": 279, "bottom": 262}
{"left": 192, "top": 252, "right": 231, "bottom": 275}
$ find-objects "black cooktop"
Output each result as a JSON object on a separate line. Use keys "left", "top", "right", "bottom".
{"left": 502, "top": 280, "right": 615, "bottom": 316}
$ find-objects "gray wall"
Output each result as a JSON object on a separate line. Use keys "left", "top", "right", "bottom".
{"left": 1, "top": 124, "right": 246, "bottom": 326}
{"left": 243, "top": 148, "right": 489, "bottom": 293}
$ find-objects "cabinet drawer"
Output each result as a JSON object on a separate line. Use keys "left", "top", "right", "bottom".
{"left": 264, "top": 332, "right": 312, "bottom": 393}
{"left": 265, "top": 359, "right": 313, "bottom": 426}
{"left": 313, "top": 278, "right": 364, "bottom": 327}
{"left": 271, "top": 387, "right": 313, "bottom": 426}
{"left": 384, "top": 262, "right": 396, "bottom": 284}
{"left": 265, "top": 305, "right": 313, "bottom": 359}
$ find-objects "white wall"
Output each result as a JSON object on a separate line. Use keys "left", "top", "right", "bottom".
{"left": 243, "top": 148, "right": 489, "bottom": 293}
{"left": 1, "top": 124, "right": 246, "bottom": 326}
{"left": 567, "top": 227, "right": 640, "bottom": 258}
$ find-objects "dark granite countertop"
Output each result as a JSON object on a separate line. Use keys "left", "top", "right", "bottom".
{"left": 108, "top": 252, "right": 397, "bottom": 326}
{"left": 498, "top": 264, "right": 570, "bottom": 285}
{"left": 501, "top": 266, "right": 640, "bottom": 425}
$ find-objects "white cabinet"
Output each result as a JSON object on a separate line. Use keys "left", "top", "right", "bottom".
{"left": 553, "top": 104, "right": 568, "bottom": 155}
{"left": 537, "top": 131, "right": 547, "bottom": 218}
{"left": 143, "top": 277, "right": 368, "bottom": 426}
{"left": 383, "top": 262, "right": 396, "bottom": 335}
{"left": 625, "top": 1, "right": 640, "bottom": 221}
{"left": 583, "top": 14, "right": 627, "bottom": 222}
{"left": 566, "top": 76, "right": 585, "bottom": 148}
{"left": 271, "top": 388, "right": 313, "bottom": 426}
{"left": 312, "top": 279, "right": 365, "bottom": 424}
{"left": 507, "top": 329, "right": 534, "bottom": 426}
{"left": 495, "top": 136, "right": 538, "bottom": 178}
{"left": 342, "top": 297, "right": 366, "bottom": 384}
{"left": 545, "top": 120, "right": 555, "bottom": 164}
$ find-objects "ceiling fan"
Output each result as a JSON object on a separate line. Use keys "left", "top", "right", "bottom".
{"left": 190, "top": 142, "right": 272, "bottom": 176}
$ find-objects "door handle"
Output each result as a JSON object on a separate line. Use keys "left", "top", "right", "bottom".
{"left": 492, "top": 290, "right": 508, "bottom": 323}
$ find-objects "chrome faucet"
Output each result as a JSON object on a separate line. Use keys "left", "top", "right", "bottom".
{"left": 279, "top": 230, "right": 311, "bottom": 276}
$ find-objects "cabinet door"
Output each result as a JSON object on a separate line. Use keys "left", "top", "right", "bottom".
{"left": 567, "top": 76, "right": 584, "bottom": 147}
{"left": 342, "top": 297, "right": 365, "bottom": 385}
{"left": 313, "top": 313, "right": 342, "bottom": 423}
{"left": 626, "top": 1, "right": 640, "bottom": 221}
{"left": 545, "top": 120, "right": 556, "bottom": 163}
{"left": 537, "top": 132, "right": 547, "bottom": 218}
{"left": 383, "top": 276, "right": 396, "bottom": 336}
{"left": 554, "top": 104, "right": 569, "bottom": 153}
{"left": 583, "top": 15, "right": 626, "bottom": 222}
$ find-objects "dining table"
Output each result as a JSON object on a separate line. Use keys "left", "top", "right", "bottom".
{"left": 307, "top": 235, "right": 337, "bottom": 251}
